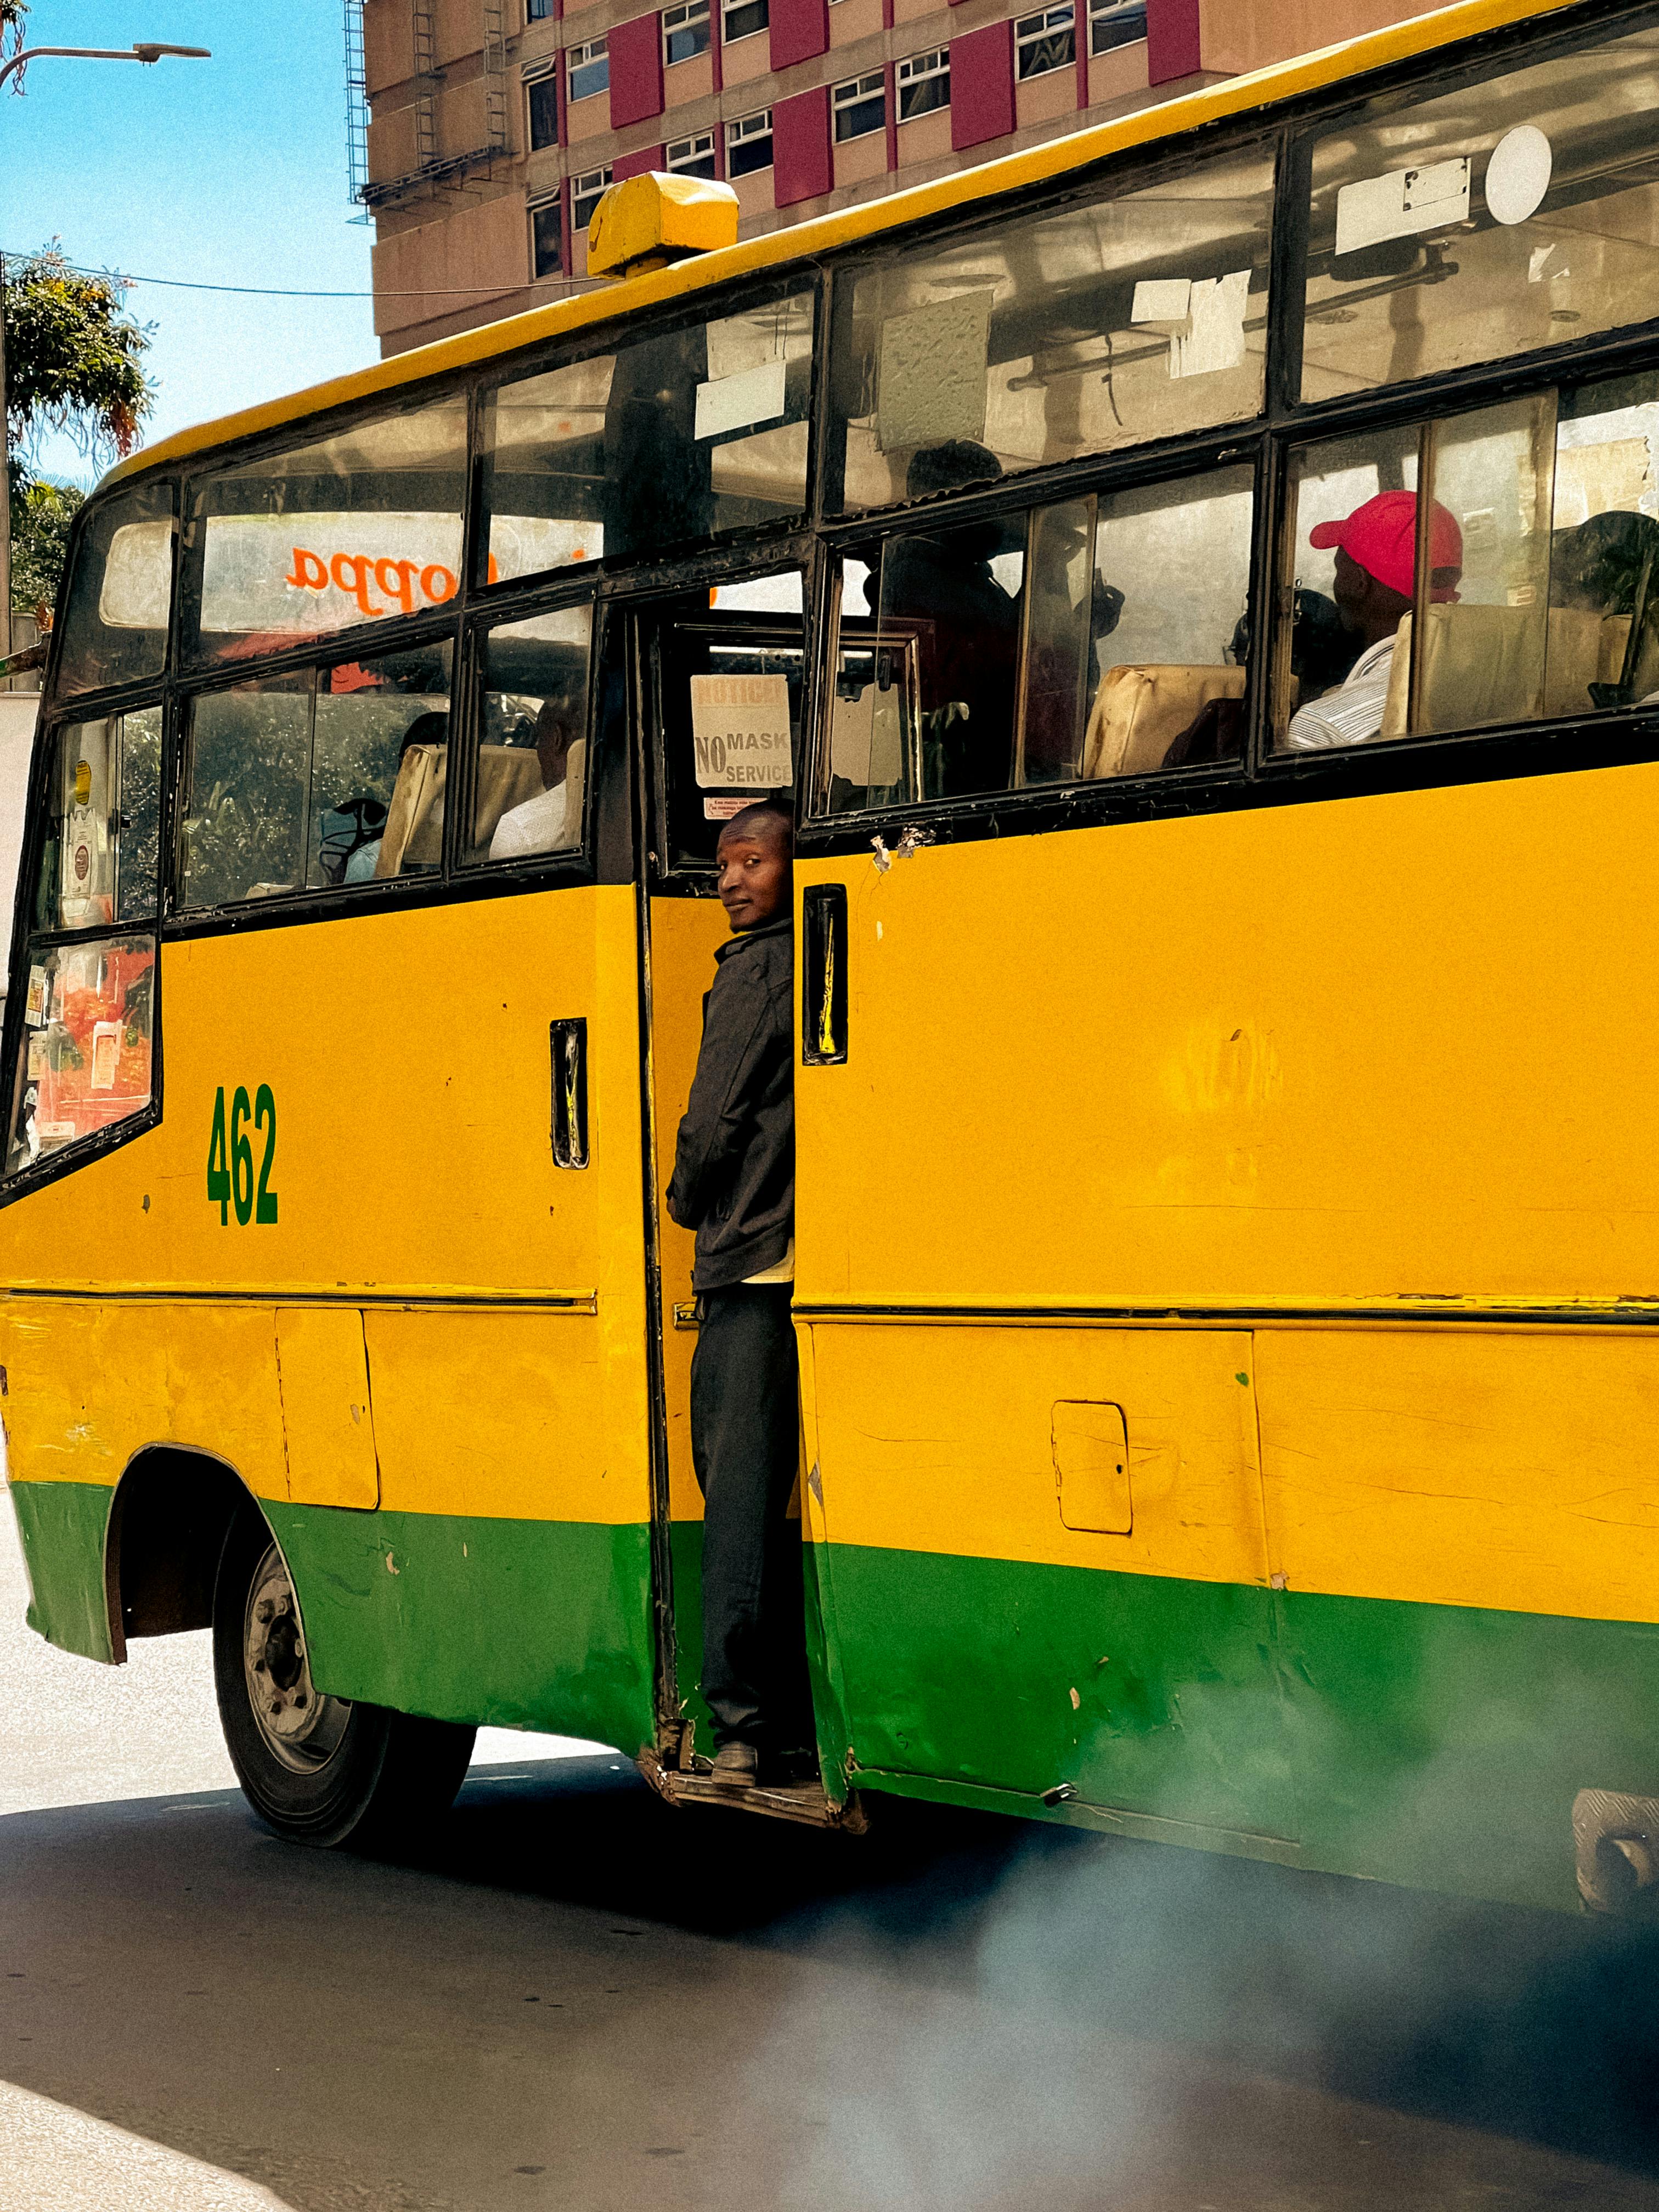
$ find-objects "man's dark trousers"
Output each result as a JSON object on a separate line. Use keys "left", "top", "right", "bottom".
{"left": 691, "top": 1282, "right": 809, "bottom": 1752}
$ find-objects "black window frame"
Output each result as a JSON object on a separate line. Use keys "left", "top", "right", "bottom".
{"left": 14, "top": 0, "right": 1659, "bottom": 1185}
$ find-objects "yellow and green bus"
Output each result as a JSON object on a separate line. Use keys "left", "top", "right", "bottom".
{"left": 9, "top": 0, "right": 1659, "bottom": 1908}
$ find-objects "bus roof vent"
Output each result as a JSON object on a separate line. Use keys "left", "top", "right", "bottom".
{"left": 587, "top": 172, "right": 739, "bottom": 281}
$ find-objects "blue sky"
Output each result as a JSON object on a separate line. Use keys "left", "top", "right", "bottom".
{"left": 6, "top": 2, "right": 376, "bottom": 487}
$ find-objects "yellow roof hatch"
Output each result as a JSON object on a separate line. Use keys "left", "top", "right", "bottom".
{"left": 586, "top": 171, "right": 740, "bottom": 281}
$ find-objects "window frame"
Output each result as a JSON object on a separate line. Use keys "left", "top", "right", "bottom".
{"left": 726, "top": 105, "right": 774, "bottom": 176}
{"left": 565, "top": 35, "right": 608, "bottom": 102}
{"left": 663, "top": 0, "right": 713, "bottom": 66}
{"left": 1014, "top": 3, "right": 1075, "bottom": 81}
{"left": 667, "top": 130, "right": 718, "bottom": 177}
{"left": 529, "top": 190, "right": 563, "bottom": 278}
{"left": 524, "top": 61, "right": 560, "bottom": 149}
{"left": 895, "top": 47, "right": 949, "bottom": 120}
{"left": 722, "top": 0, "right": 769, "bottom": 45}
{"left": 1087, "top": 0, "right": 1145, "bottom": 55}
{"left": 572, "top": 162, "right": 613, "bottom": 229}
{"left": 832, "top": 71, "right": 886, "bottom": 144}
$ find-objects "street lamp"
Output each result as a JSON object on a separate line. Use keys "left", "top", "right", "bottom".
{"left": 0, "top": 41, "right": 212, "bottom": 667}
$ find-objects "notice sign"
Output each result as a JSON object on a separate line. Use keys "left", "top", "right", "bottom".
{"left": 689, "top": 674, "right": 793, "bottom": 790}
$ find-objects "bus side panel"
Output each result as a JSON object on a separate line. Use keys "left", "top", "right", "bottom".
{"left": 8, "top": 1478, "right": 116, "bottom": 1662}
{"left": 803, "top": 1319, "right": 1295, "bottom": 1837}
{"left": 266, "top": 1503, "right": 655, "bottom": 1749}
{"left": 0, "top": 1295, "right": 290, "bottom": 1663}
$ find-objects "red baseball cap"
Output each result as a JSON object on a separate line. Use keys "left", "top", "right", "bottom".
{"left": 1310, "top": 491, "right": 1463, "bottom": 602}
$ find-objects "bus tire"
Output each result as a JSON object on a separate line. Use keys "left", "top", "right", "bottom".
{"left": 212, "top": 1509, "right": 476, "bottom": 1851}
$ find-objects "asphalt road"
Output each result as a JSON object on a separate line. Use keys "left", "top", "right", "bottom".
{"left": 5, "top": 1483, "right": 1659, "bottom": 2212}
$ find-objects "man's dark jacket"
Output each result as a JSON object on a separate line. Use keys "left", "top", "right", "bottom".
{"left": 667, "top": 916, "right": 793, "bottom": 1291}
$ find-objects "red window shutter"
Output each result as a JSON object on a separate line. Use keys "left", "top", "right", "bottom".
{"left": 1146, "top": 0, "right": 1200, "bottom": 84}
{"left": 949, "top": 20, "right": 1013, "bottom": 151}
{"left": 769, "top": 0, "right": 827, "bottom": 70}
{"left": 772, "top": 83, "right": 831, "bottom": 206}
{"left": 608, "top": 13, "right": 664, "bottom": 129}
{"left": 611, "top": 142, "right": 666, "bottom": 179}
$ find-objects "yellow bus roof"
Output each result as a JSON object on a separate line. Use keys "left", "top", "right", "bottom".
{"left": 103, "top": 0, "right": 1576, "bottom": 491}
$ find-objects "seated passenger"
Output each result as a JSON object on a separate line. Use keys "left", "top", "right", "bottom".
{"left": 345, "top": 710, "right": 449, "bottom": 883}
{"left": 1284, "top": 492, "right": 1463, "bottom": 751}
{"left": 884, "top": 441, "right": 1021, "bottom": 797}
{"left": 490, "top": 693, "right": 580, "bottom": 859}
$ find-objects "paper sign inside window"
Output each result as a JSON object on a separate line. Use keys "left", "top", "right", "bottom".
{"left": 690, "top": 674, "right": 793, "bottom": 788}
{"left": 695, "top": 358, "right": 788, "bottom": 441}
{"left": 1335, "top": 157, "right": 1470, "bottom": 257}
{"left": 876, "top": 290, "right": 995, "bottom": 453}
{"left": 1171, "top": 270, "right": 1251, "bottom": 381}
{"left": 97, "top": 521, "right": 174, "bottom": 630}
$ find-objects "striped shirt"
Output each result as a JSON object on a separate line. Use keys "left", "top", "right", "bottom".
{"left": 1284, "top": 635, "right": 1396, "bottom": 751}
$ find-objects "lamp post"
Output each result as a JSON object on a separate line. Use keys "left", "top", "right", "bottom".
{"left": 0, "top": 42, "right": 211, "bottom": 670}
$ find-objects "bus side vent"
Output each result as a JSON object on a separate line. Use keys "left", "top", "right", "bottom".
{"left": 802, "top": 887, "right": 848, "bottom": 1066}
{"left": 550, "top": 1019, "right": 590, "bottom": 1169}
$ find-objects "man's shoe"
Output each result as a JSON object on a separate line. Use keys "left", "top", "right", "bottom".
{"left": 709, "top": 1741, "right": 758, "bottom": 1789}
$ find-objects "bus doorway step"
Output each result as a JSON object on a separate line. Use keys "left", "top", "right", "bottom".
{"left": 637, "top": 1746, "right": 868, "bottom": 1835}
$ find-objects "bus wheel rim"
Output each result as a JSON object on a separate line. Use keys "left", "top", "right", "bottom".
{"left": 242, "top": 1542, "right": 351, "bottom": 1774}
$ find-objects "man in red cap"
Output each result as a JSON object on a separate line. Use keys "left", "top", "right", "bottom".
{"left": 1284, "top": 490, "right": 1463, "bottom": 749}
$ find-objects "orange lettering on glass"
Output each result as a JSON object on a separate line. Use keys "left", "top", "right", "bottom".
{"left": 280, "top": 546, "right": 500, "bottom": 620}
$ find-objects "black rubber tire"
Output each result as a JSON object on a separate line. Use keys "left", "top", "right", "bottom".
{"left": 212, "top": 1505, "right": 476, "bottom": 1851}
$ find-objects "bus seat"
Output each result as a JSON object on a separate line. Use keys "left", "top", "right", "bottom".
{"left": 470, "top": 744, "right": 549, "bottom": 857}
{"left": 1379, "top": 605, "right": 1633, "bottom": 736}
{"left": 1083, "top": 665, "right": 1245, "bottom": 780}
{"left": 377, "top": 743, "right": 446, "bottom": 877}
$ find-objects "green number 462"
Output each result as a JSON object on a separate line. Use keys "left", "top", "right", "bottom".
{"left": 207, "top": 1085, "right": 279, "bottom": 1227}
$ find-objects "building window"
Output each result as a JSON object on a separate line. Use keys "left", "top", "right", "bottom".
{"left": 566, "top": 36, "right": 608, "bottom": 101}
{"left": 896, "top": 48, "right": 948, "bottom": 119}
{"left": 663, "top": 0, "right": 712, "bottom": 65}
{"left": 726, "top": 106, "right": 773, "bottom": 175}
{"left": 723, "top": 0, "right": 769, "bottom": 44}
{"left": 667, "top": 130, "right": 718, "bottom": 177}
{"left": 573, "top": 163, "right": 613, "bottom": 229}
{"left": 525, "top": 65, "right": 558, "bottom": 149}
{"left": 529, "top": 194, "right": 562, "bottom": 278}
{"left": 1015, "top": 3, "right": 1075, "bottom": 78}
{"left": 527, "top": 0, "right": 554, "bottom": 15}
{"left": 1088, "top": 0, "right": 1145, "bottom": 52}
{"left": 832, "top": 71, "right": 885, "bottom": 143}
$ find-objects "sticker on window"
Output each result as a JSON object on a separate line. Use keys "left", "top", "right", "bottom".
{"left": 695, "top": 359, "right": 788, "bottom": 442}
{"left": 689, "top": 673, "right": 793, "bottom": 787}
{"left": 876, "top": 290, "right": 995, "bottom": 454}
{"left": 1335, "top": 158, "right": 1470, "bottom": 256}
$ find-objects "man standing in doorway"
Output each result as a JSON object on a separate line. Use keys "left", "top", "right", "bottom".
{"left": 667, "top": 802, "right": 809, "bottom": 1787}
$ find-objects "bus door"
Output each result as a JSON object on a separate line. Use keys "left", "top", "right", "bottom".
{"left": 790, "top": 521, "right": 1297, "bottom": 1849}
{"left": 630, "top": 566, "right": 808, "bottom": 1764}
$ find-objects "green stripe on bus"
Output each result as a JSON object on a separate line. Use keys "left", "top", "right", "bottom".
{"left": 7, "top": 1480, "right": 116, "bottom": 1664}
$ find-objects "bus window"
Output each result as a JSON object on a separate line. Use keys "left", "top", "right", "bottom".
{"left": 181, "top": 639, "right": 454, "bottom": 908}
{"left": 53, "top": 478, "right": 175, "bottom": 699}
{"left": 1081, "top": 464, "right": 1254, "bottom": 777}
{"left": 1276, "top": 372, "right": 1659, "bottom": 753}
{"left": 8, "top": 935, "right": 154, "bottom": 1172}
{"left": 466, "top": 602, "right": 592, "bottom": 865}
{"left": 1304, "top": 25, "right": 1659, "bottom": 400}
{"left": 830, "top": 149, "right": 1272, "bottom": 512}
{"left": 187, "top": 397, "right": 468, "bottom": 665}
{"left": 650, "top": 571, "right": 803, "bottom": 872}
{"left": 825, "top": 467, "right": 1254, "bottom": 810}
{"left": 32, "top": 708, "right": 162, "bottom": 933}
{"left": 479, "top": 292, "right": 815, "bottom": 584}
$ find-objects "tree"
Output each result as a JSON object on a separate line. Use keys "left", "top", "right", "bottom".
{"left": 10, "top": 476, "right": 81, "bottom": 613}
{"left": 5, "top": 244, "right": 154, "bottom": 614}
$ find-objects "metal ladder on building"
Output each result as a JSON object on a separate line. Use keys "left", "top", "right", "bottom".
{"left": 411, "top": 0, "right": 439, "bottom": 169}
{"left": 482, "top": 0, "right": 509, "bottom": 155}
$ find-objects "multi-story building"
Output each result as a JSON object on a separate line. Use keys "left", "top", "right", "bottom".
{"left": 354, "top": 0, "right": 1441, "bottom": 357}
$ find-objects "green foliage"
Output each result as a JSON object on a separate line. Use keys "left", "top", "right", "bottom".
{"left": 4, "top": 245, "right": 153, "bottom": 474}
{"left": 4, "top": 244, "right": 153, "bottom": 613}
{"left": 9, "top": 476, "right": 81, "bottom": 614}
